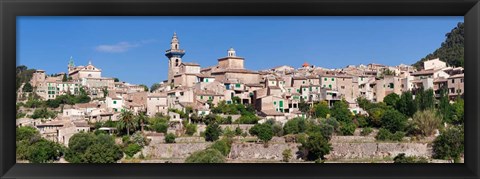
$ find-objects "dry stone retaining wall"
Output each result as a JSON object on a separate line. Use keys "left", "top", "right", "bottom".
{"left": 229, "top": 142, "right": 300, "bottom": 161}
{"left": 142, "top": 142, "right": 211, "bottom": 159}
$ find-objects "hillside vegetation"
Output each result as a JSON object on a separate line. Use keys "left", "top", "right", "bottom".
{"left": 413, "top": 22, "right": 464, "bottom": 69}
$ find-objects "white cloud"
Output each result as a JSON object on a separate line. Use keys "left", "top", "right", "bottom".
{"left": 95, "top": 39, "right": 156, "bottom": 53}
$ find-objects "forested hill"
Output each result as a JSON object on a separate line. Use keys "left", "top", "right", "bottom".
{"left": 413, "top": 22, "right": 464, "bottom": 70}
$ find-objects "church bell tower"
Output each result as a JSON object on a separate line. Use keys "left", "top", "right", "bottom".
{"left": 165, "top": 32, "right": 185, "bottom": 84}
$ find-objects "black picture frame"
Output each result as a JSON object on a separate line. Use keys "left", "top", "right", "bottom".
{"left": 1, "top": 0, "right": 479, "bottom": 178}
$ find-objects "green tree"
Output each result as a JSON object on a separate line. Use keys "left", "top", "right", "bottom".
{"left": 298, "top": 98, "right": 310, "bottom": 116}
{"left": 383, "top": 93, "right": 400, "bottom": 107}
{"left": 31, "top": 107, "right": 57, "bottom": 119}
{"left": 302, "top": 133, "right": 332, "bottom": 161}
{"left": 438, "top": 88, "right": 453, "bottom": 123}
{"left": 331, "top": 100, "right": 353, "bottom": 123}
{"left": 249, "top": 123, "right": 274, "bottom": 143}
{"left": 117, "top": 110, "right": 137, "bottom": 136}
{"left": 16, "top": 126, "right": 40, "bottom": 141}
{"left": 205, "top": 123, "right": 221, "bottom": 142}
{"left": 65, "top": 133, "right": 123, "bottom": 163}
{"left": 27, "top": 138, "right": 64, "bottom": 163}
{"left": 135, "top": 112, "right": 147, "bottom": 133}
{"left": 415, "top": 88, "right": 435, "bottom": 111}
{"left": 313, "top": 101, "right": 330, "bottom": 118}
{"left": 22, "top": 82, "right": 33, "bottom": 92}
{"left": 185, "top": 148, "right": 225, "bottom": 163}
{"left": 150, "top": 83, "right": 161, "bottom": 92}
{"left": 139, "top": 84, "right": 149, "bottom": 92}
{"left": 381, "top": 109, "right": 407, "bottom": 133}
{"left": 450, "top": 98, "right": 464, "bottom": 124}
{"left": 396, "top": 91, "right": 417, "bottom": 117}
{"left": 433, "top": 126, "right": 464, "bottom": 161}
{"left": 339, "top": 122, "right": 356, "bottom": 136}
{"left": 165, "top": 133, "right": 176, "bottom": 143}
{"left": 62, "top": 74, "right": 68, "bottom": 82}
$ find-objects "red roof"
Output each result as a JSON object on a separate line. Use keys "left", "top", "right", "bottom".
{"left": 302, "top": 62, "right": 310, "bottom": 67}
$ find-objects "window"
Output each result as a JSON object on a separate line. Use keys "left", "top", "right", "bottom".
{"left": 324, "top": 78, "right": 327, "bottom": 81}
{"left": 205, "top": 79, "right": 209, "bottom": 82}
{"left": 114, "top": 108, "right": 117, "bottom": 112}
{"left": 328, "top": 84, "right": 332, "bottom": 89}
{"left": 332, "top": 78, "right": 334, "bottom": 81}
{"left": 274, "top": 101, "right": 277, "bottom": 105}
{"left": 341, "top": 86, "right": 345, "bottom": 89}
{"left": 209, "top": 96, "right": 213, "bottom": 100}
{"left": 200, "top": 96, "right": 203, "bottom": 99}
{"left": 389, "top": 83, "right": 394, "bottom": 89}
{"left": 302, "top": 81, "right": 305, "bottom": 84}
{"left": 113, "top": 101, "right": 117, "bottom": 104}
{"left": 288, "top": 89, "right": 291, "bottom": 92}
{"left": 303, "top": 88, "right": 306, "bottom": 91}
{"left": 236, "top": 84, "right": 241, "bottom": 88}
{"left": 452, "top": 79, "right": 454, "bottom": 83}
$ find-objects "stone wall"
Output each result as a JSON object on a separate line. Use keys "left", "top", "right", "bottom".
{"left": 326, "top": 142, "right": 431, "bottom": 160}
{"left": 142, "top": 142, "right": 211, "bottom": 159}
{"left": 229, "top": 142, "right": 300, "bottom": 161}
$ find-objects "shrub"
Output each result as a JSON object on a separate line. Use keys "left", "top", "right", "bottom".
{"left": 165, "top": 133, "right": 176, "bottom": 143}
{"left": 381, "top": 109, "right": 407, "bottom": 133}
{"left": 282, "top": 148, "right": 293, "bottom": 162}
{"left": 411, "top": 109, "right": 442, "bottom": 137}
{"left": 433, "top": 126, "right": 464, "bottom": 161}
{"left": 249, "top": 123, "right": 274, "bottom": 143}
{"left": 27, "top": 138, "right": 64, "bottom": 163}
{"left": 339, "top": 122, "right": 356, "bottom": 136}
{"left": 65, "top": 133, "right": 123, "bottom": 163}
{"left": 302, "top": 133, "right": 332, "bottom": 161}
{"left": 209, "top": 139, "right": 231, "bottom": 156}
{"left": 123, "top": 143, "right": 142, "bottom": 157}
{"left": 235, "top": 126, "right": 243, "bottom": 136}
{"left": 376, "top": 128, "right": 405, "bottom": 142}
{"left": 205, "top": 123, "right": 221, "bottom": 142}
{"left": 360, "top": 127, "right": 373, "bottom": 136}
{"left": 185, "top": 148, "right": 225, "bottom": 163}
{"left": 393, "top": 153, "right": 428, "bottom": 163}
{"left": 185, "top": 123, "right": 197, "bottom": 136}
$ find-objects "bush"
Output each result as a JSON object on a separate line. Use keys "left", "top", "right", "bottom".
{"left": 27, "top": 138, "right": 64, "bottom": 163}
{"left": 209, "top": 139, "right": 231, "bottom": 156}
{"left": 411, "top": 109, "right": 442, "bottom": 137}
{"left": 235, "top": 126, "right": 243, "bottom": 136}
{"left": 65, "top": 133, "right": 123, "bottom": 163}
{"left": 185, "top": 123, "right": 197, "bottom": 136}
{"left": 165, "top": 133, "right": 176, "bottom": 143}
{"left": 282, "top": 148, "right": 293, "bottom": 162}
{"left": 249, "top": 123, "right": 274, "bottom": 143}
{"left": 185, "top": 148, "right": 225, "bottom": 163}
{"left": 360, "top": 127, "right": 373, "bottom": 136}
{"left": 302, "top": 133, "right": 332, "bottom": 161}
{"left": 205, "top": 123, "right": 221, "bottom": 142}
{"left": 381, "top": 109, "right": 407, "bottom": 133}
{"left": 393, "top": 153, "right": 428, "bottom": 163}
{"left": 235, "top": 114, "right": 259, "bottom": 124}
{"left": 123, "top": 143, "right": 142, "bottom": 157}
{"left": 283, "top": 117, "right": 307, "bottom": 134}
{"left": 376, "top": 128, "right": 405, "bottom": 142}
{"left": 433, "top": 126, "right": 464, "bottom": 161}
{"left": 31, "top": 108, "right": 57, "bottom": 119}
{"left": 339, "top": 122, "right": 356, "bottom": 136}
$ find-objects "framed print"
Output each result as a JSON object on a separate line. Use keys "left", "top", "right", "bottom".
{"left": 1, "top": 0, "right": 480, "bottom": 178}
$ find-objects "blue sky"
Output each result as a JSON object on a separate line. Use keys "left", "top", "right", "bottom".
{"left": 17, "top": 16, "right": 463, "bottom": 87}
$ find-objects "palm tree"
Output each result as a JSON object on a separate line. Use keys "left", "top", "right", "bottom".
{"left": 117, "top": 110, "right": 136, "bottom": 136}
{"left": 136, "top": 112, "right": 147, "bottom": 133}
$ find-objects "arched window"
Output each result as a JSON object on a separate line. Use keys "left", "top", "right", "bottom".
{"left": 175, "top": 44, "right": 178, "bottom": 49}
{"left": 175, "top": 59, "right": 179, "bottom": 66}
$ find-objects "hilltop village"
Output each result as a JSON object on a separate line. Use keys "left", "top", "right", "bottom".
{"left": 16, "top": 33, "right": 465, "bottom": 163}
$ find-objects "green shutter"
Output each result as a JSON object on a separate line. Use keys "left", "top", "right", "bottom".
{"left": 279, "top": 101, "right": 283, "bottom": 107}
{"left": 332, "top": 78, "right": 334, "bottom": 81}
{"left": 235, "top": 84, "right": 240, "bottom": 88}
